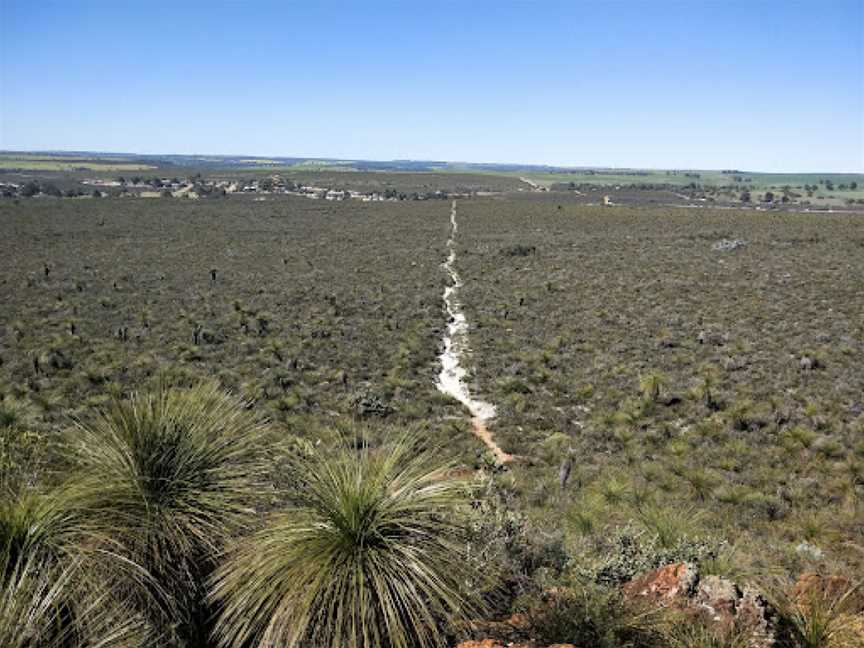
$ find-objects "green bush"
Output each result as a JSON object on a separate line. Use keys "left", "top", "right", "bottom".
{"left": 210, "top": 436, "right": 488, "bottom": 648}
{"left": 65, "top": 382, "right": 272, "bottom": 645}
{"left": 582, "top": 524, "right": 720, "bottom": 586}
{"left": 520, "top": 584, "right": 668, "bottom": 648}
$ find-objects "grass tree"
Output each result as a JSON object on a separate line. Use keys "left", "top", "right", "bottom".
{"left": 0, "top": 492, "right": 146, "bottom": 647}
{"left": 65, "top": 382, "right": 272, "bottom": 646}
{"left": 765, "top": 577, "right": 864, "bottom": 648}
{"left": 209, "top": 436, "right": 488, "bottom": 648}
{"left": 639, "top": 371, "right": 668, "bottom": 403}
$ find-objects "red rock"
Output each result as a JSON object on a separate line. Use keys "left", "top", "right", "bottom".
{"left": 624, "top": 564, "right": 776, "bottom": 648}
{"left": 621, "top": 562, "right": 697, "bottom": 606}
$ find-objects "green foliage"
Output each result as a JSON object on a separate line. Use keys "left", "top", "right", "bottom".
{"left": 468, "top": 483, "right": 570, "bottom": 612}
{"left": 65, "top": 382, "right": 272, "bottom": 645}
{"left": 210, "top": 436, "right": 487, "bottom": 648}
{"left": 582, "top": 524, "right": 720, "bottom": 586}
{"left": 520, "top": 584, "right": 668, "bottom": 648}
{"left": 0, "top": 426, "right": 45, "bottom": 494}
{"left": 766, "top": 578, "right": 864, "bottom": 648}
{"left": 663, "top": 622, "right": 752, "bottom": 648}
{"left": 0, "top": 491, "right": 147, "bottom": 647}
{"left": 638, "top": 371, "right": 668, "bottom": 403}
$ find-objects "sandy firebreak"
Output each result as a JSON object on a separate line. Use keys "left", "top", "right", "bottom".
{"left": 436, "top": 201, "right": 512, "bottom": 464}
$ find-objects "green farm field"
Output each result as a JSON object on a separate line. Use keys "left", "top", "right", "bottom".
{"left": 0, "top": 153, "right": 156, "bottom": 172}
{"left": 499, "top": 168, "right": 864, "bottom": 189}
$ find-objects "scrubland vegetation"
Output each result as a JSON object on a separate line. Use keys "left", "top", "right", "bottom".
{"left": 456, "top": 198, "right": 864, "bottom": 572}
{"left": 1, "top": 184, "right": 863, "bottom": 646}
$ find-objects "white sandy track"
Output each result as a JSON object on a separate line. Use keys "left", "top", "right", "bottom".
{"left": 519, "top": 176, "right": 543, "bottom": 191}
{"left": 436, "top": 201, "right": 512, "bottom": 464}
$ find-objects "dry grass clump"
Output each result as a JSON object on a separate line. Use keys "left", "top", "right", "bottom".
{"left": 764, "top": 576, "right": 864, "bottom": 648}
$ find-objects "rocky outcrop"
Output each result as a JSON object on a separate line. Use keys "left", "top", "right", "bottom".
{"left": 457, "top": 570, "right": 863, "bottom": 648}
{"left": 621, "top": 562, "right": 698, "bottom": 603}
{"left": 623, "top": 563, "right": 776, "bottom": 648}
{"left": 454, "top": 642, "right": 574, "bottom": 648}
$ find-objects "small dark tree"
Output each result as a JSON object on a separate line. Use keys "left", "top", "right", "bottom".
{"left": 20, "top": 181, "right": 40, "bottom": 197}
{"left": 41, "top": 183, "right": 62, "bottom": 197}
{"left": 740, "top": 190, "right": 751, "bottom": 203}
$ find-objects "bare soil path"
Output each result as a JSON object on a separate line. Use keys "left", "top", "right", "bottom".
{"left": 519, "top": 176, "right": 544, "bottom": 191}
{"left": 436, "top": 201, "right": 512, "bottom": 464}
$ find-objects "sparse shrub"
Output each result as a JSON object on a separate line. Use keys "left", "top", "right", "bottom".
{"left": 583, "top": 523, "right": 720, "bottom": 586}
{"left": 664, "top": 621, "right": 753, "bottom": 648}
{"left": 350, "top": 391, "right": 394, "bottom": 417}
{"left": 520, "top": 584, "right": 668, "bottom": 648}
{"left": 0, "top": 426, "right": 45, "bottom": 493}
{"left": 501, "top": 244, "right": 536, "bottom": 257}
{"left": 744, "top": 492, "right": 789, "bottom": 521}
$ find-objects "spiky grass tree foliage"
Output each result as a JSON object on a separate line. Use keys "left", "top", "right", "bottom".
{"left": 0, "top": 493, "right": 146, "bottom": 647}
{"left": 1, "top": 493, "right": 79, "bottom": 648}
{"left": 639, "top": 371, "right": 668, "bottom": 403}
{"left": 66, "top": 382, "right": 272, "bottom": 646}
{"left": 210, "top": 437, "right": 487, "bottom": 648}
{"left": 766, "top": 577, "right": 864, "bottom": 648}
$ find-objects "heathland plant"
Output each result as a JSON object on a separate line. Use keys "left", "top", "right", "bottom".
{"left": 521, "top": 584, "right": 668, "bottom": 648}
{"left": 210, "top": 436, "right": 487, "bottom": 648}
{"left": 65, "top": 382, "right": 272, "bottom": 645}
{"left": 0, "top": 491, "right": 147, "bottom": 647}
{"left": 766, "top": 578, "right": 864, "bottom": 648}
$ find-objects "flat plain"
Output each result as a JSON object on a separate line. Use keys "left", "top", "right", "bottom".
{"left": 456, "top": 196, "right": 864, "bottom": 575}
{"left": 2, "top": 179, "right": 864, "bottom": 646}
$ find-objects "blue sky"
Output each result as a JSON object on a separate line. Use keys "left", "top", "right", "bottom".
{"left": 1, "top": 0, "right": 862, "bottom": 172}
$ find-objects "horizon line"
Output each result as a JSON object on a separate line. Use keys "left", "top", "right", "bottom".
{"left": 1, "top": 147, "right": 862, "bottom": 176}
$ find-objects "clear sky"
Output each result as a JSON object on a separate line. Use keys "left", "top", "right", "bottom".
{"left": 1, "top": 0, "right": 862, "bottom": 172}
